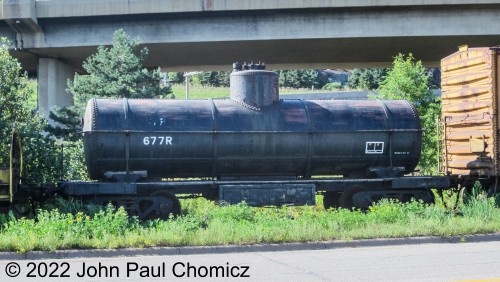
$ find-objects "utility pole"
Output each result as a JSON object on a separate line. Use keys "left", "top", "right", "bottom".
{"left": 183, "top": 72, "right": 202, "bottom": 99}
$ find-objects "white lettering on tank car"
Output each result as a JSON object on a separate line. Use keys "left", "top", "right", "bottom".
{"left": 365, "top": 142, "right": 384, "bottom": 154}
{"left": 143, "top": 136, "right": 173, "bottom": 146}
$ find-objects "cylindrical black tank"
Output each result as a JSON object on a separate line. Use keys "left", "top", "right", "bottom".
{"left": 82, "top": 69, "right": 421, "bottom": 180}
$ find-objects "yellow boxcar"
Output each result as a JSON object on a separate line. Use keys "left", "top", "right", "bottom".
{"left": 441, "top": 46, "right": 500, "bottom": 176}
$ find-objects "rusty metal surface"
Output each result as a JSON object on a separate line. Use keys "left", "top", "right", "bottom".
{"left": 441, "top": 47, "right": 499, "bottom": 175}
{"left": 229, "top": 70, "right": 279, "bottom": 109}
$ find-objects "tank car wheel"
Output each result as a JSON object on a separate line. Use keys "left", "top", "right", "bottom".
{"left": 339, "top": 186, "right": 373, "bottom": 210}
{"left": 137, "top": 191, "right": 181, "bottom": 220}
{"left": 323, "top": 192, "right": 341, "bottom": 209}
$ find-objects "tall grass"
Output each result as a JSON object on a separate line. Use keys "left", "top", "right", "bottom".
{"left": 0, "top": 192, "right": 498, "bottom": 252}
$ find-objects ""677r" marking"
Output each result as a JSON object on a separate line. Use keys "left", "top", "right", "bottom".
{"left": 143, "top": 136, "right": 173, "bottom": 146}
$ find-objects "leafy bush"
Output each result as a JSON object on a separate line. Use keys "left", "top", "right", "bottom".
{"left": 0, "top": 38, "right": 72, "bottom": 184}
{"left": 322, "top": 82, "right": 343, "bottom": 91}
{"left": 375, "top": 53, "right": 440, "bottom": 174}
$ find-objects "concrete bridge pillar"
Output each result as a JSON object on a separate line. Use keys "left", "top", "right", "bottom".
{"left": 37, "top": 58, "right": 75, "bottom": 118}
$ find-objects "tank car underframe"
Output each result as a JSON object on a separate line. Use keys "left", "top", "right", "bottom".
{"left": 55, "top": 175, "right": 451, "bottom": 220}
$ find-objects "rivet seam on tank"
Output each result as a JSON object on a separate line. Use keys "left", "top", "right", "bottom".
{"left": 230, "top": 98, "right": 262, "bottom": 111}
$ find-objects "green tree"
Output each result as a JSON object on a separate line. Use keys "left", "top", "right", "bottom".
{"left": 167, "top": 72, "right": 185, "bottom": 84}
{"left": 375, "top": 53, "right": 440, "bottom": 174}
{"left": 277, "top": 70, "right": 324, "bottom": 89}
{"left": 191, "top": 71, "right": 230, "bottom": 87}
{"left": 48, "top": 29, "right": 174, "bottom": 140}
{"left": 70, "top": 29, "right": 173, "bottom": 103}
{"left": 0, "top": 38, "right": 82, "bottom": 183}
{"left": 347, "top": 68, "right": 387, "bottom": 90}
{"left": 0, "top": 37, "right": 31, "bottom": 166}
{"left": 0, "top": 41, "right": 29, "bottom": 120}
{"left": 213, "top": 71, "right": 230, "bottom": 87}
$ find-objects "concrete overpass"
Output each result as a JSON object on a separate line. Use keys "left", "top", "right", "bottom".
{"left": 1, "top": 0, "right": 500, "bottom": 115}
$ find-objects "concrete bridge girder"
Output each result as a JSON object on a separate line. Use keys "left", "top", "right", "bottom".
{"left": 9, "top": 5, "right": 500, "bottom": 71}
{"left": 1, "top": 0, "right": 500, "bottom": 117}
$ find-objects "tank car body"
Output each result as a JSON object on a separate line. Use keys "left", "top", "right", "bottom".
{"left": 83, "top": 70, "right": 422, "bottom": 181}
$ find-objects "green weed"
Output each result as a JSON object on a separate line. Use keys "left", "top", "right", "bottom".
{"left": 0, "top": 193, "right": 498, "bottom": 252}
